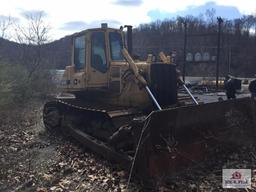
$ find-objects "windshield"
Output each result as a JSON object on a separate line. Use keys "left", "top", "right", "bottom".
{"left": 91, "top": 32, "right": 107, "bottom": 73}
{"left": 109, "top": 32, "right": 124, "bottom": 61}
{"left": 74, "top": 35, "right": 85, "bottom": 70}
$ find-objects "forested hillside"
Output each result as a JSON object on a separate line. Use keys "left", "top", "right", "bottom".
{"left": 1, "top": 12, "right": 255, "bottom": 77}
{"left": 133, "top": 14, "right": 256, "bottom": 77}
{"left": 0, "top": 35, "right": 72, "bottom": 69}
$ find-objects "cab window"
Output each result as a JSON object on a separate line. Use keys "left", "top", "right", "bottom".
{"left": 91, "top": 32, "right": 107, "bottom": 73}
{"left": 109, "top": 32, "right": 124, "bottom": 60}
{"left": 74, "top": 35, "right": 85, "bottom": 70}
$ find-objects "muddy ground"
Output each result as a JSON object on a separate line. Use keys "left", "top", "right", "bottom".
{"left": 1, "top": 99, "right": 256, "bottom": 192}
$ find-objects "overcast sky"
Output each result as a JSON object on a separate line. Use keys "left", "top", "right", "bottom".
{"left": 1, "top": 0, "right": 256, "bottom": 40}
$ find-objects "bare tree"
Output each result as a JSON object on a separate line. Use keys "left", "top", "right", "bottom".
{"left": 241, "top": 15, "right": 254, "bottom": 36}
{"left": 0, "top": 15, "right": 13, "bottom": 39}
{"left": 234, "top": 18, "right": 242, "bottom": 36}
{"left": 205, "top": 8, "right": 216, "bottom": 25}
{"left": 14, "top": 11, "right": 51, "bottom": 78}
{"left": 15, "top": 11, "right": 50, "bottom": 45}
{"left": 0, "top": 11, "right": 53, "bottom": 106}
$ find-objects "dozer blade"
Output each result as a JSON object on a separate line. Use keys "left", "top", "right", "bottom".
{"left": 134, "top": 97, "right": 256, "bottom": 178}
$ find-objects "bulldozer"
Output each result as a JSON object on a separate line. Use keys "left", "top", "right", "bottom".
{"left": 43, "top": 24, "right": 256, "bottom": 183}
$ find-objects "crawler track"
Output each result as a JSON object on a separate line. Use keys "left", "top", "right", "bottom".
{"left": 43, "top": 98, "right": 142, "bottom": 165}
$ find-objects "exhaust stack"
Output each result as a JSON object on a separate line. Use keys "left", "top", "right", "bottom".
{"left": 124, "top": 25, "right": 133, "bottom": 55}
{"left": 101, "top": 23, "right": 108, "bottom": 29}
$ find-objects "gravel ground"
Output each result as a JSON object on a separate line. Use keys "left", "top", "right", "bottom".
{"left": 0, "top": 99, "right": 256, "bottom": 192}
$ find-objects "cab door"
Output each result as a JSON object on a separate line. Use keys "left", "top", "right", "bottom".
{"left": 87, "top": 31, "right": 109, "bottom": 87}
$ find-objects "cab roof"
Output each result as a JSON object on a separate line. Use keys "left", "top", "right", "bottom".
{"left": 73, "top": 27, "right": 122, "bottom": 37}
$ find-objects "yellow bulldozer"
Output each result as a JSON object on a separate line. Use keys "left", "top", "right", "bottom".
{"left": 43, "top": 24, "right": 256, "bottom": 183}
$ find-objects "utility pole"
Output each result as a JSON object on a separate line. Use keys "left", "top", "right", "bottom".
{"left": 228, "top": 47, "right": 231, "bottom": 74}
{"left": 216, "top": 17, "right": 223, "bottom": 90}
{"left": 183, "top": 21, "right": 187, "bottom": 82}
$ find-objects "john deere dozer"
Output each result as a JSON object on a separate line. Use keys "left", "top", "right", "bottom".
{"left": 43, "top": 24, "right": 256, "bottom": 182}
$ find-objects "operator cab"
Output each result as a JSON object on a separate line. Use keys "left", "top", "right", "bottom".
{"left": 62, "top": 23, "right": 126, "bottom": 92}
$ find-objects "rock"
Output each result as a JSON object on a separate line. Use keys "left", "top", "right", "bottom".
{"left": 50, "top": 186, "right": 57, "bottom": 191}
{"left": 114, "top": 187, "right": 121, "bottom": 192}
